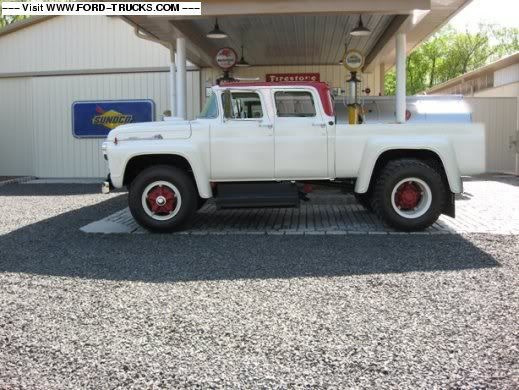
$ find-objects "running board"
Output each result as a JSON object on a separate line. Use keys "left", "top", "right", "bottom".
{"left": 215, "top": 182, "right": 300, "bottom": 209}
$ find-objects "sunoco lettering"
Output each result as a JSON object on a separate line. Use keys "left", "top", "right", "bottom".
{"left": 92, "top": 115, "right": 133, "bottom": 125}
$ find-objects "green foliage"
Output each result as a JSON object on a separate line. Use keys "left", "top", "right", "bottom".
{"left": 0, "top": 0, "right": 28, "bottom": 28}
{"left": 385, "top": 24, "right": 519, "bottom": 95}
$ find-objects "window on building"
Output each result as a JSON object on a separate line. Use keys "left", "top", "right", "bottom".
{"left": 275, "top": 91, "right": 316, "bottom": 117}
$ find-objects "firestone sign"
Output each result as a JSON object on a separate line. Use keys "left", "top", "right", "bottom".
{"left": 266, "top": 73, "right": 320, "bottom": 82}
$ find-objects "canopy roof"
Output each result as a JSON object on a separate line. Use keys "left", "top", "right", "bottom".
{"left": 0, "top": 0, "right": 472, "bottom": 71}
{"left": 123, "top": 0, "right": 471, "bottom": 70}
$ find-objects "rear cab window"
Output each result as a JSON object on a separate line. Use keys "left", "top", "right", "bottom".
{"left": 274, "top": 91, "right": 316, "bottom": 117}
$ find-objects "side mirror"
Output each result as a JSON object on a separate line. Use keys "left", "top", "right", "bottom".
{"left": 222, "top": 90, "right": 232, "bottom": 119}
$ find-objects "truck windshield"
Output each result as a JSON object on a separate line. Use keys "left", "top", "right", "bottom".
{"left": 198, "top": 92, "right": 218, "bottom": 119}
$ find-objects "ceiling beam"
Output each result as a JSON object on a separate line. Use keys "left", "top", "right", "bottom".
{"left": 363, "top": 15, "right": 409, "bottom": 71}
{"left": 169, "top": 20, "right": 218, "bottom": 67}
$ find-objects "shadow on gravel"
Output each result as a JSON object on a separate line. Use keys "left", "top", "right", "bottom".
{"left": 0, "top": 183, "right": 126, "bottom": 197}
{"left": 0, "top": 185, "right": 500, "bottom": 283}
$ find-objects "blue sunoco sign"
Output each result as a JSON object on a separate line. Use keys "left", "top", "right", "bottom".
{"left": 72, "top": 100, "right": 155, "bottom": 138}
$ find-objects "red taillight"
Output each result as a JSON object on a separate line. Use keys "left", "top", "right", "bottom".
{"left": 405, "top": 110, "right": 412, "bottom": 121}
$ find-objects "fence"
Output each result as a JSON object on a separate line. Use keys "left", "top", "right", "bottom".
{"left": 465, "top": 97, "right": 519, "bottom": 175}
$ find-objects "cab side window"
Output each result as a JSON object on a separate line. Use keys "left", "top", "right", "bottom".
{"left": 223, "top": 91, "right": 263, "bottom": 119}
{"left": 275, "top": 91, "right": 316, "bottom": 117}
{"left": 198, "top": 92, "right": 218, "bottom": 119}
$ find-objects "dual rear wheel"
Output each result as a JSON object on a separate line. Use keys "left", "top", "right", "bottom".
{"left": 368, "top": 159, "right": 446, "bottom": 231}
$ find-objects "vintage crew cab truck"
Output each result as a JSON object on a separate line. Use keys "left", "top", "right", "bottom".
{"left": 102, "top": 82, "right": 485, "bottom": 232}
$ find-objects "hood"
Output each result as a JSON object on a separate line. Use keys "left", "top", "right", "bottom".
{"left": 106, "top": 118, "right": 191, "bottom": 142}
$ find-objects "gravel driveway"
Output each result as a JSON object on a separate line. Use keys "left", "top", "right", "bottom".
{"left": 0, "top": 183, "right": 518, "bottom": 388}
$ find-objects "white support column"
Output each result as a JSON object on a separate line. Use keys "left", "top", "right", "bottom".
{"left": 395, "top": 32, "right": 406, "bottom": 123}
{"left": 176, "top": 37, "right": 187, "bottom": 120}
{"left": 168, "top": 45, "right": 177, "bottom": 117}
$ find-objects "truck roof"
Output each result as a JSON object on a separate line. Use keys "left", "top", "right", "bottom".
{"left": 219, "top": 81, "right": 328, "bottom": 89}
{"left": 217, "top": 81, "right": 334, "bottom": 116}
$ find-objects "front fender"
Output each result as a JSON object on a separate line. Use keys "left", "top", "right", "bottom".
{"left": 354, "top": 137, "right": 463, "bottom": 194}
{"left": 107, "top": 140, "right": 212, "bottom": 198}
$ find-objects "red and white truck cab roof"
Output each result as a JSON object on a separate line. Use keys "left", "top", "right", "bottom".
{"left": 216, "top": 81, "right": 335, "bottom": 117}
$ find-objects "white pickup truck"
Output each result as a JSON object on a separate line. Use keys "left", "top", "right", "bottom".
{"left": 102, "top": 82, "right": 485, "bottom": 232}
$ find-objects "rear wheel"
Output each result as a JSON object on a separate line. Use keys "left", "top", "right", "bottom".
{"left": 371, "top": 159, "right": 446, "bottom": 231}
{"left": 128, "top": 165, "right": 197, "bottom": 232}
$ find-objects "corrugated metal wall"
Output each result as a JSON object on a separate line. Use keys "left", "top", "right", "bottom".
{"left": 200, "top": 65, "right": 383, "bottom": 105}
{"left": 465, "top": 97, "right": 519, "bottom": 174}
{"left": 0, "top": 16, "right": 200, "bottom": 178}
{"left": 0, "top": 71, "right": 200, "bottom": 178}
{"left": 0, "top": 78, "right": 34, "bottom": 176}
{"left": 494, "top": 63, "right": 519, "bottom": 88}
{"left": 0, "top": 16, "right": 170, "bottom": 74}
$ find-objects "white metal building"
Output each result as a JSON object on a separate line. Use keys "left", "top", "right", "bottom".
{"left": 426, "top": 52, "right": 519, "bottom": 97}
{"left": 427, "top": 53, "right": 519, "bottom": 174}
{"left": 0, "top": 0, "right": 474, "bottom": 179}
{"left": 0, "top": 16, "right": 200, "bottom": 178}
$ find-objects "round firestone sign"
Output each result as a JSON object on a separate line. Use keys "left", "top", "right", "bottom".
{"left": 216, "top": 47, "right": 237, "bottom": 70}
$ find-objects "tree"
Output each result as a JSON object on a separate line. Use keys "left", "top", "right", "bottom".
{"left": 385, "top": 24, "right": 519, "bottom": 95}
{"left": 0, "top": 0, "right": 28, "bottom": 28}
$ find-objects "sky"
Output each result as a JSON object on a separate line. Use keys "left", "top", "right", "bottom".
{"left": 448, "top": 0, "right": 519, "bottom": 31}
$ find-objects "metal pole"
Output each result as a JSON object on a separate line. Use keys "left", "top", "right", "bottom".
{"left": 395, "top": 32, "right": 406, "bottom": 123}
{"left": 169, "top": 45, "right": 177, "bottom": 117}
{"left": 516, "top": 98, "right": 519, "bottom": 176}
{"left": 176, "top": 37, "right": 187, "bottom": 120}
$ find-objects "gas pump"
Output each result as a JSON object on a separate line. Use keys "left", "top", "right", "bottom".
{"left": 341, "top": 50, "right": 365, "bottom": 124}
{"left": 346, "top": 71, "right": 362, "bottom": 124}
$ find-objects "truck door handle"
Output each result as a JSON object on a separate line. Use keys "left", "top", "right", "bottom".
{"left": 259, "top": 123, "right": 273, "bottom": 129}
{"left": 312, "top": 123, "right": 326, "bottom": 128}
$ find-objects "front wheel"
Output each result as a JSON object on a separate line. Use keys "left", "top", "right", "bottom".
{"left": 371, "top": 159, "right": 446, "bottom": 231}
{"left": 128, "top": 165, "right": 197, "bottom": 232}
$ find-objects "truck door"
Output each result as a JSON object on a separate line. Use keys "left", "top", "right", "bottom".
{"left": 273, "top": 89, "right": 329, "bottom": 178}
{"left": 210, "top": 90, "right": 275, "bottom": 180}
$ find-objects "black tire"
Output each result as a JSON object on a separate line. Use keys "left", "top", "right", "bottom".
{"left": 354, "top": 192, "right": 373, "bottom": 212}
{"left": 128, "top": 165, "right": 197, "bottom": 232}
{"left": 371, "top": 159, "right": 446, "bottom": 231}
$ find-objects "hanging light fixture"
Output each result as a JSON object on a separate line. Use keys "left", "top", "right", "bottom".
{"left": 350, "top": 15, "right": 371, "bottom": 37}
{"left": 206, "top": 18, "right": 228, "bottom": 39}
{"left": 235, "top": 45, "right": 250, "bottom": 67}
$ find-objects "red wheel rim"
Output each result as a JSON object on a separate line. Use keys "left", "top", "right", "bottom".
{"left": 146, "top": 185, "right": 177, "bottom": 215}
{"left": 394, "top": 181, "right": 422, "bottom": 210}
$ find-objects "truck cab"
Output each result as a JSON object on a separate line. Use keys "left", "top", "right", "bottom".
{"left": 102, "top": 82, "right": 485, "bottom": 232}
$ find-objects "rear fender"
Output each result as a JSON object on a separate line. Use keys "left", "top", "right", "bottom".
{"left": 354, "top": 138, "right": 463, "bottom": 194}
